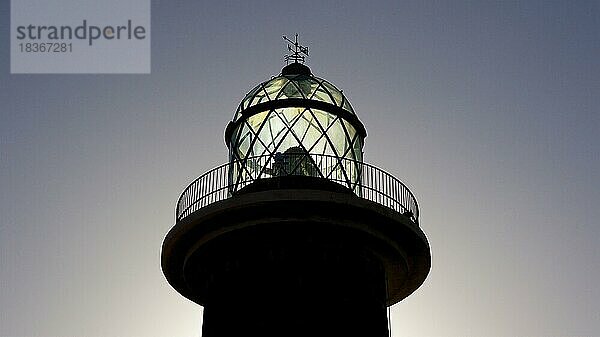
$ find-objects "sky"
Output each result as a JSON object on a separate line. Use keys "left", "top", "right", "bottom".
{"left": 1, "top": 1, "right": 599, "bottom": 336}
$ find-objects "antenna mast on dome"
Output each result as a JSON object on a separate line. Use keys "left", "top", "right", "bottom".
{"left": 283, "top": 33, "right": 309, "bottom": 64}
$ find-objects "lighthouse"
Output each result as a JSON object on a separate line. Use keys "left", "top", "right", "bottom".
{"left": 161, "top": 35, "right": 431, "bottom": 337}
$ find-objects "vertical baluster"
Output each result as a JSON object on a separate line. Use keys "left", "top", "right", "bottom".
{"left": 385, "top": 172, "right": 388, "bottom": 208}
{"left": 188, "top": 184, "right": 192, "bottom": 215}
{"left": 222, "top": 165, "right": 226, "bottom": 201}
{"left": 378, "top": 168, "right": 381, "bottom": 205}
{"left": 387, "top": 173, "right": 390, "bottom": 209}
{"left": 369, "top": 166, "right": 373, "bottom": 202}
{"left": 378, "top": 169, "right": 382, "bottom": 206}
{"left": 195, "top": 179, "right": 200, "bottom": 210}
{"left": 385, "top": 172, "right": 389, "bottom": 208}
{"left": 202, "top": 175, "right": 206, "bottom": 208}
{"left": 210, "top": 171, "right": 214, "bottom": 205}
{"left": 205, "top": 173, "right": 209, "bottom": 207}
{"left": 211, "top": 171, "right": 214, "bottom": 205}
{"left": 392, "top": 180, "right": 396, "bottom": 213}
{"left": 212, "top": 171, "right": 216, "bottom": 205}
{"left": 198, "top": 177, "right": 202, "bottom": 209}
{"left": 190, "top": 182, "right": 193, "bottom": 213}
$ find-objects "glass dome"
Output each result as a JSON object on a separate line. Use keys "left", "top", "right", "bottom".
{"left": 225, "top": 64, "right": 366, "bottom": 192}
{"left": 233, "top": 73, "right": 356, "bottom": 123}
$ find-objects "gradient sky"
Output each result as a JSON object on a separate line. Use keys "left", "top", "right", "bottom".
{"left": 1, "top": 1, "right": 599, "bottom": 336}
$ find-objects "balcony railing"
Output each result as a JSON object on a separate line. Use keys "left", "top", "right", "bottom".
{"left": 176, "top": 154, "right": 419, "bottom": 225}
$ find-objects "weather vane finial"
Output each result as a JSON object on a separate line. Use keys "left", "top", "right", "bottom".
{"left": 283, "top": 33, "right": 309, "bottom": 65}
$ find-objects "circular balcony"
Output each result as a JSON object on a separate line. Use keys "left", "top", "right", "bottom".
{"left": 176, "top": 153, "right": 420, "bottom": 225}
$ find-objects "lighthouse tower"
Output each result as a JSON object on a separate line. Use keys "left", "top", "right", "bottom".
{"left": 161, "top": 35, "right": 431, "bottom": 337}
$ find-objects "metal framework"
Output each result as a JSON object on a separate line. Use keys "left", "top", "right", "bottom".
{"left": 176, "top": 153, "right": 419, "bottom": 225}
{"left": 226, "top": 72, "right": 366, "bottom": 193}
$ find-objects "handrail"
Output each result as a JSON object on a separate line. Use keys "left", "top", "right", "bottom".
{"left": 176, "top": 154, "right": 420, "bottom": 225}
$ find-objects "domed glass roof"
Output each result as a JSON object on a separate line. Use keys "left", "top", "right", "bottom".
{"left": 226, "top": 65, "right": 365, "bottom": 193}
{"left": 233, "top": 73, "right": 355, "bottom": 123}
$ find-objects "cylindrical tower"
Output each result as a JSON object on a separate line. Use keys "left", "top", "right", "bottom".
{"left": 162, "top": 50, "right": 430, "bottom": 337}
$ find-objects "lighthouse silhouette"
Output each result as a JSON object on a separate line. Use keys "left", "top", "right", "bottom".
{"left": 162, "top": 36, "right": 431, "bottom": 337}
